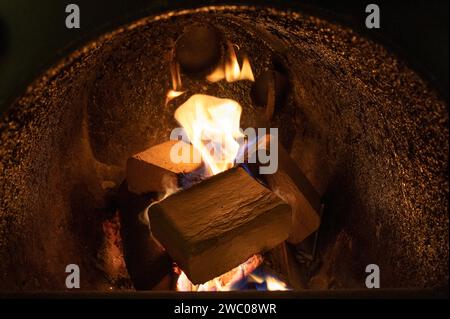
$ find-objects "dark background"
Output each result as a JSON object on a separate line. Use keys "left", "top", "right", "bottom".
{"left": 0, "top": 0, "right": 448, "bottom": 114}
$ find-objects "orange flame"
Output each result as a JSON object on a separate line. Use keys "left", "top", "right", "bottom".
{"left": 207, "top": 43, "right": 254, "bottom": 83}
{"left": 166, "top": 54, "right": 185, "bottom": 104}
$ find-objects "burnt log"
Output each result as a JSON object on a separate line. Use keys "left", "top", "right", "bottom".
{"left": 148, "top": 166, "right": 292, "bottom": 284}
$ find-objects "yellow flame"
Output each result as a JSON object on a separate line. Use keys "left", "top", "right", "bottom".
{"left": 176, "top": 255, "right": 263, "bottom": 292}
{"left": 170, "top": 56, "right": 182, "bottom": 91}
{"left": 239, "top": 56, "right": 255, "bottom": 81}
{"left": 249, "top": 273, "right": 290, "bottom": 291}
{"left": 266, "top": 276, "right": 290, "bottom": 291}
{"left": 206, "top": 66, "right": 225, "bottom": 83}
{"left": 174, "top": 94, "right": 243, "bottom": 175}
{"left": 207, "top": 43, "right": 254, "bottom": 83}
{"left": 165, "top": 90, "right": 185, "bottom": 105}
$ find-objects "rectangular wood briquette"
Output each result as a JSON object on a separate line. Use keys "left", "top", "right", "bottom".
{"left": 126, "top": 140, "right": 202, "bottom": 194}
{"left": 148, "top": 166, "right": 292, "bottom": 284}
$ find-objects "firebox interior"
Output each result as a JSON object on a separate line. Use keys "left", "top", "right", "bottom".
{"left": 0, "top": 6, "right": 447, "bottom": 291}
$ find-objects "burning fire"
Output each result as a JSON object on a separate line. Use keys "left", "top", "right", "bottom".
{"left": 175, "top": 255, "right": 262, "bottom": 292}
{"left": 207, "top": 43, "right": 254, "bottom": 83}
{"left": 166, "top": 42, "right": 254, "bottom": 105}
{"left": 174, "top": 94, "right": 244, "bottom": 175}
{"left": 175, "top": 255, "right": 289, "bottom": 292}
{"left": 248, "top": 272, "right": 290, "bottom": 291}
{"left": 172, "top": 42, "right": 256, "bottom": 176}
{"left": 163, "top": 43, "right": 287, "bottom": 291}
{"left": 166, "top": 53, "right": 185, "bottom": 104}
{"left": 166, "top": 89, "right": 185, "bottom": 105}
